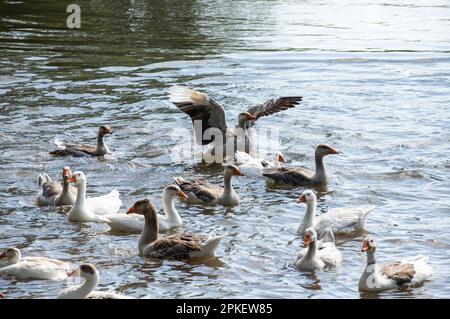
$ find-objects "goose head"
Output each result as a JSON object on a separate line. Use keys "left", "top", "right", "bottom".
{"left": 362, "top": 237, "right": 376, "bottom": 253}
{"left": 224, "top": 164, "right": 245, "bottom": 177}
{"left": 127, "top": 198, "right": 157, "bottom": 217}
{"left": 99, "top": 125, "right": 112, "bottom": 136}
{"left": 67, "top": 171, "right": 86, "bottom": 185}
{"left": 297, "top": 190, "right": 316, "bottom": 204}
{"left": 0, "top": 247, "right": 21, "bottom": 264}
{"left": 303, "top": 227, "right": 318, "bottom": 247}
{"left": 62, "top": 166, "right": 72, "bottom": 183}
{"left": 315, "top": 144, "right": 340, "bottom": 158}
{"left": 68, "top": 263, "right": 99, "bottom": 280}
{"left": 163, "top": 184, "right": 188, "bottom": 200}
{"left": 274, "top": 151, "right": 287, "bottom": 163}
{"left": 237, "top": 112, "right": 256, "bottom": 127}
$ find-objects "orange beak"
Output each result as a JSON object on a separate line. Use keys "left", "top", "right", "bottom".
{"left": 297, "top": 194, "right": 306, "bottom": 203}
{"left": 303, "top": 234, "right": 311, "bottom": 247}
{"left": 361, "top": 241, "right": 370, "bottom": 252}
{"left": 67, "top": 176, "right": 76, "bottom": 183}
{"left": 0, "top": 251, "right": 5, "bottom": 258}
{"left": 278, "top": 154, "right": 286, "bottom": 163}
{"left": 103, "top": 127, "right": 112, "bottom": 134}
{"left": 126, "top": 206, "right": 136, "bottom": 214}
{"left": 233, "top": 167, "right": 245, "bottom": 176}
{"left": 178, "top": 190, "right": 188, "bottom": 199}
{"left": 245, "top": 112, "right": 256, "bottom": 121}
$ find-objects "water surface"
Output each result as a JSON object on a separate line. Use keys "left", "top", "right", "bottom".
{"left": 0, "top": 0, "right": 449, "bottom": 299}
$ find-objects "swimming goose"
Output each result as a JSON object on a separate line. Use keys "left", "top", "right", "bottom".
{"left": 170, "top": 87, "right": 301, "bottom": 161}
{"left": 37, "top": 166, "right": 77, "bottom": 206}
{"left": 263, "top": 144, "right": 339, "bottom": 186}
{"left": 67, "top": 171, "right": 121, "bottom": 222}
{"left": 295, "top": 228, "right": 342, "bottom": 266}
{"left": 235, "top": 151, "right": 286, "bottom": 176}
{"left": 297, "top": 190, "right": 375, "bottom": 235}
{"left": 295, "top": 228, "right": 328, "bottom": 271}
{"left": 128, "top": 199, "right": 223, "bottom": 259}
{"left": 58, "top": 264, "right": 131, "bottom": 299}
{"left": 104, "top": 185, "right": 188, "bottom": 233}
{"left": 359, "top": 237, "right": 432, "bottom": 292}
{"left": 50, "top": 125, "right": 112, "bottom": 157}
{"left": 175, "top": 164, "right": 244, "bottom": 206}
{"left": 0, "top": 248, "right": 70, "bottom": 280}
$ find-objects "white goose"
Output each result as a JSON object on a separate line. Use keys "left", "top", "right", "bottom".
{"left": 0, "top": 248, "right": 70, "bottom": 280}
{"left": 297, "top": 190, "right": 376, "bottom": 235}
{"left": 104, "top": 185, "right": 188, "bottom": 233}
{"left": 67, "top": 171, "right": 121, "bottom": 222}
{"left": 235, "top": 151, "right": 286, "bottom": 176}
{"left": 295, "top": 228, "right": 342, "bottom": 266}
{"left": 58, "top": 264, "right": 131, "bottom": 299}
{"left": 359, "top": 237, "right": 432, "bottom": 292}
{"left": 295, "top": 228, "right": 341, "bottom": 271}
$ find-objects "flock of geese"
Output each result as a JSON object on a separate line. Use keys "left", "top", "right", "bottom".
{"left": 0, "top": 87, "right": 432, "bottom": 299}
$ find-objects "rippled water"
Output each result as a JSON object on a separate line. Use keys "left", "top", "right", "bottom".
{"left": 1, "top": 0, "right": 449, "bottom": 299}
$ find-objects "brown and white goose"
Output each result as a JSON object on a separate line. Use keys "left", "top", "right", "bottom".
{"left": 128, "top": 199, "right": 224, "bottom": 260}
{"left": 169, "top": 87, "right": 301, "bottom": 161}
{"left": 359, "top": 237, "right": 432, "bottom": 292}
{"left": 174, "top": 164, "right": 244, "bottom": 206}
{"left": 36, "top": 166, "right": 77, "bottom": 206}
{"left": 50, "top": 125, "right": 112, "bottom": 157}
{"left": 263, "top": 144, "right": 339, "bottom": 186}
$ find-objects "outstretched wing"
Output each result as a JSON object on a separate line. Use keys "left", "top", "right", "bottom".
{"left": 170, "top": 87, "right": 227, "bottom": 145}
{"left": 246, "top": 96, "right": 302, "bottom": 123}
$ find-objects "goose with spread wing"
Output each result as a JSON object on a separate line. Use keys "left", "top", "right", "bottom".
{"left": 169, "top": 87, "right": 301, "bottom": 161}
{"left": 50, "top": 125, "right": 112, "bottom": 157}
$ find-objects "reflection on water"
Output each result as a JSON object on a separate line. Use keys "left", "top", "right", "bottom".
{"left": 0, "top": 0, "right": 449, "bottom": 299}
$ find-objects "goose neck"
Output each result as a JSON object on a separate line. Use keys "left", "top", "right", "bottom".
{"left": 162, "top": 192, "right": 181, "bottom": 224}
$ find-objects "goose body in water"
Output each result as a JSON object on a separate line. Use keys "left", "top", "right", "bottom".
{"left": 58, "top": 264, "right": 131, "bottom": 299}
{"left": 175, "top": 164, "right": 244, "bottom": 206}
{"left": 297, "top": 190, "right": 375, "bottom": 235}
{"left": 235, "top": 151, "right": 286, "bottom": 176}
{"left": 128, "top": 199, "right": 224, "bottom": 260}
{"left": 358, "top": 237, "right": 432, "bottom": 292}
{"left": 295, "top": 228, "right": 341, "bottom": 265}
{"left": 263, "top": 144, "right": 339, "bottom": 186}
{"left": 50, "top": 125, "right": 112, "bottom": 157}
{"left": 67, "top": 171, "right": 121, "bottom": 222}
{"left": 169, "top": 86, "right": 301, "bottom": 162}
{"left": 36, "top": 166, "right": 77, "bottom": 206}
{"left": 0, "top": 248, "right": 70, "bottom": 281}
{"left": 295, "top": 228, "right": 342, "bottom": 271}
{"left": 104, "top": 185, "right": 188, "bottom": 233}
